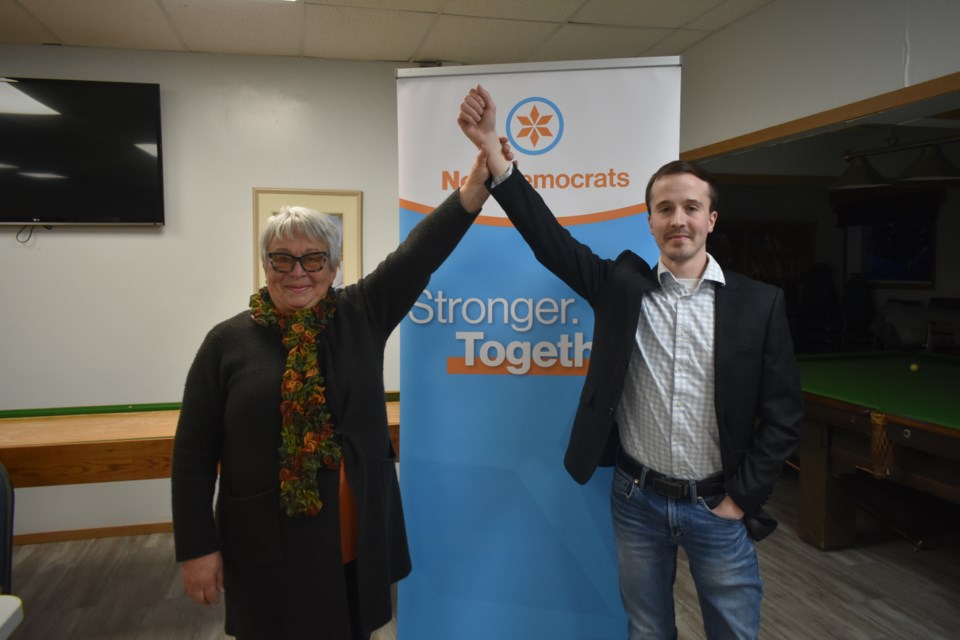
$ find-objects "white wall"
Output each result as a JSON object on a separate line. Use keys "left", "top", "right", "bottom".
{"left": 1, "top": 44, "right": 419, "bottom": 534}
{"left": 1, "top": 45, "right": 410, "bottom": 411}
{"left": 681, "top": 0, "right": 960, "bottom": 152}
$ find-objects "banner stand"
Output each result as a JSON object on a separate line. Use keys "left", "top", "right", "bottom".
{"left": 397, "top": 58, "right": 680, "bottom": 639}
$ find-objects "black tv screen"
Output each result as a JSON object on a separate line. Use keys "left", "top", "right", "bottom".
{"left": 0, "top": 77, "right": 164, "bottom": 226}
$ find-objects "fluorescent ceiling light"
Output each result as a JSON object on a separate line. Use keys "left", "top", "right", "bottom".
{"left": 0, "top": 81, "right": 59, "bottom": 115}
{"left": 0, "top": 163, "right": 18, "bottom": 170}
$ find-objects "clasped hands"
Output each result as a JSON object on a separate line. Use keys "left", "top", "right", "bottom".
{"left": 458, "top": 85, "right": 515, "bottom": 183}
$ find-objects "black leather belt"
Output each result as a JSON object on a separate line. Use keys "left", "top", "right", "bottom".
{"left": 617, "top": 446, "right": 725, "bottom": 500}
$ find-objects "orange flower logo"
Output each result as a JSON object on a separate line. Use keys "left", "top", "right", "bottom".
{"left": 515, "top": 105, "right": 554, "bottom": 148}
{"left": 507, "top": 97, "right": 565, "bottom": 156}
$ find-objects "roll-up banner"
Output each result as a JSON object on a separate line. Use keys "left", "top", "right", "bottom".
{"left": 396, "top": 58, "right": 680, "bottom": 639}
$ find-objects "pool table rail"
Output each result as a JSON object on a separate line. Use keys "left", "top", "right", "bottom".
{"left": 798, "top": 391, "right": 960, "bottom": 549}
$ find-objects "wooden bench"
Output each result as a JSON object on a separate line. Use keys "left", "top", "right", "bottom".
{"left": 0, "top": 403, "right": 400, "bottom": 543}
{"left": 0, "top": 402, "right": 400, "bottom": 489}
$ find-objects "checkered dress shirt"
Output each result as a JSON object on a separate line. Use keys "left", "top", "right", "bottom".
{"left": 616, "top": 255, "right": 726, "bottom": 480}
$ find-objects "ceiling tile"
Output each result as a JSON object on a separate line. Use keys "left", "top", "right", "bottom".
{"left": 640, "top": 28, "right": 710, "bottom": 57}
{"left": 574, "top": 0, "right": 722, "bottom": 28}
{"left": 308, "top": 0, "right": 443, "bottom": 11}
{"left": 303, "top": 4, "right": 434, "bottom": 61}
{"left": 685, "top": 0, "right": 770, "bottom": 30}
{"left": 417, "top": 15, "right": 554, "bottom": 65}
{"left": 0, "top": 0, "right": 777, "bottom": 65}
{"left": 19, "top": 0, "right": 183, "bottom": 50}
{"left": 443, "top": 0, "right": 582, "bottom": 22}
{"left": 530, "top": 23, "right": 669, "bottom": 62}
{"left": 0, "top": 0, "right": 57, "bottom": 44}
{"left": 160, "top": 0, "right": 302, "bottom": 56}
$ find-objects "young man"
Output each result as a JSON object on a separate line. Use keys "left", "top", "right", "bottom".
{"left": 458, "top": 85, "right": 803, "bottom": 639}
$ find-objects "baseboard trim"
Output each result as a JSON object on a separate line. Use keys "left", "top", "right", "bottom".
{"left": 13, "top": 521, "right": 173, "bottom": 545}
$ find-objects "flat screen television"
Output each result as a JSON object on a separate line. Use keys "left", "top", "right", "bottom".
{"left": 0, "top": 77, "right": 164, "bottom": 226}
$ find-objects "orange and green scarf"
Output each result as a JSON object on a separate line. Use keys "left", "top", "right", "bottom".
{"left": 250, "top": 287, "right": 340, "bottom": 517}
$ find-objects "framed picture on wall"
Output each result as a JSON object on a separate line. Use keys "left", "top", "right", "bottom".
{"left": 860, "top": 216, "right": 936, "bottom": 288}
{"left": 252, "top": 188, "right": 362, "bottom": 292}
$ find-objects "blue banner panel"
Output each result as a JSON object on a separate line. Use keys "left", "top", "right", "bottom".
{"left": 398, "top": 207, "right": 657, "bottom": 638}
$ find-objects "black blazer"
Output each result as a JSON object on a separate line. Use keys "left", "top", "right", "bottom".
{"left": 490, "top": 169, "right": 804, "bottom": 535}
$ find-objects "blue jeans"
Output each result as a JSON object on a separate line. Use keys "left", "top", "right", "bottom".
{"left": 611, "top": 467, "right": 762, "bottom": 640}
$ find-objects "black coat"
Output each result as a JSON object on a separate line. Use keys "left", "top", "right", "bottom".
{"left": 490, "top": 169, "right": 804, "bottom": 535}
{"left": 172, "top": 190, "right": 479, "bottom": 638}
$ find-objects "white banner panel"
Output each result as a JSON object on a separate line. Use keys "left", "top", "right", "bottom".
{"left": 397, "top": 58, "right": 680, "bottom": 639}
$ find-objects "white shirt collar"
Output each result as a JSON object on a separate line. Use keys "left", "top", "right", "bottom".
{"left": 656, "top": 253, "right": 726, "bottom": 287}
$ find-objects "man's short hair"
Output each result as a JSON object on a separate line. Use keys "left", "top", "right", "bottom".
{"left": 645, "top": 160, "right": 719, "bottom": 213}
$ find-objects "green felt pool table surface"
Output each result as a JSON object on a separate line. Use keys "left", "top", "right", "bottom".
{"left": 798, "top": 352, "right": 960, "bottom": 430}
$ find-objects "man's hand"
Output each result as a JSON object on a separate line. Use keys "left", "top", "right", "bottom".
{"left": 711, "top": 496, "right": 745, "bottom": 520}
{"left": 458, "top": 136, "right": 517, "bottom": 213}
{"left": 182, "top": 550, "right": 224, "bottom": 605}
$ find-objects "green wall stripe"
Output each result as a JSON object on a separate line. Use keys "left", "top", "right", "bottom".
{"left": 0, "top": 403, "right": 183, "bottom": 420}
{"left": 1, "top": 393, "right": 400, "bottom": 420}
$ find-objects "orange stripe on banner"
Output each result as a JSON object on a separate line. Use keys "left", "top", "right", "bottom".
{"left": 399, "top": 199, "right": 434, "bottom": 215}
{"left": 399, "top": 199, "right": 647, "bottom": 227}
{"left": 553, "top": 203, "right": 649, "bottom": 226}
{"left": 475, "top": 215, "right": 516, "bottom": 227}
{"left": 446, "top": 357, "right": 589, "bottom": 376}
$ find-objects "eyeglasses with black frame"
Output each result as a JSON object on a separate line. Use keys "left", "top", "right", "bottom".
{"left": 267, "top": 251, "right": 329, "bottom": 273}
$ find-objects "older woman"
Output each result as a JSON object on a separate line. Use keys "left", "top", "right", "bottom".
{"left": 172, "top": 148, "right": 494, "bottom": 639}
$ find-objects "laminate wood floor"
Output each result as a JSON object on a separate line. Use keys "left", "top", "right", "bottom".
{"left": 9, "top": 469, "right": 960, "bottom": 639}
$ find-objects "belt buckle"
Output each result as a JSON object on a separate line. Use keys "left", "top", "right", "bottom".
{"left": 651, "top": 477, "right": 686, "bottom": 500}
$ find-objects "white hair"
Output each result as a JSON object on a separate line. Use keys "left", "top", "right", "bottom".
{"left": 259, "top": 205, "right": 342, "bottom": 270}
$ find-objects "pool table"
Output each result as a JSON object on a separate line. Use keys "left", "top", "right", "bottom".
{"left": 796, "top": 352, "right": 960, "bottom": 550}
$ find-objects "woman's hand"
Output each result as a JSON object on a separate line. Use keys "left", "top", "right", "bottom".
{"left": 458, "top": 85, "right": 512, "bottom": 179}
{"left": 182, "top": 550, "right": 224, "bottom": 605}
{"left": 457, "top": 84, "right": 498, "bottom": 149}
{"left": 459, "top": 146, "right": 491, "bottom": 213}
